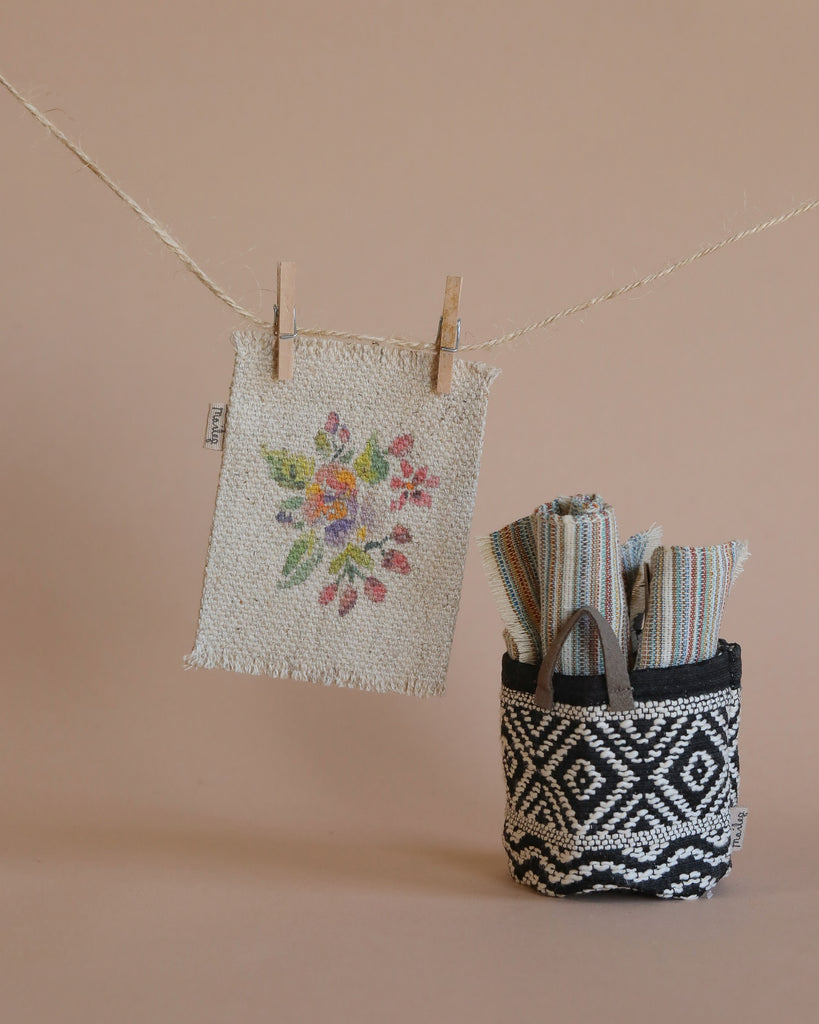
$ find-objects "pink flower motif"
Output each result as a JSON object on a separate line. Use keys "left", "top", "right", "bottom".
{"left": 339, "top": 585, "right": 358, "bottom": 616}
{"left": 319, "top": 583, "right": 338, "bottom": 606}
{"left": 382, "top": 549, "right": 411, "bottom": 575}
{"left": 388, "top": 435, "right": 414, "bottom": 457}
{"left": 391, "top": 524, "right": 412, "bottom": 544}
{"left": 389, "top": 459, "right": 440, "bottom": 512}
{"left": 364, "top": 577, "right": 387, "bottom": 602}
{"left": 325, "top": 412, "right": 340, "bottom": 434}
{"left": 338, "top": 426, "right": 350, "bottom": 444}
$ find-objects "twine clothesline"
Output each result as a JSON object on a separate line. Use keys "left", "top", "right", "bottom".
{"left": 2, "top": 69, "right": 818, "bottom": 353}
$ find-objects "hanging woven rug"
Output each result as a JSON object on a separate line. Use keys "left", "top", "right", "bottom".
{"left": 186, "top": 331, "right": 499, "bottom": 696}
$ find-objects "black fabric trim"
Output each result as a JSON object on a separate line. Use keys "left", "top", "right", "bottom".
{"left": 501, "top": 640, "right": 741, "bottom": 706}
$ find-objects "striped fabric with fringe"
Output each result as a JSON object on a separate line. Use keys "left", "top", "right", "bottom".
{"left": 635, "top": 541, "right": 749, "bottom": 669}
{"left": 477, "top": 516, "right": 541, "bottom": 664}
{"left": 479, "top": 507, "right": 662, "bottom": 670}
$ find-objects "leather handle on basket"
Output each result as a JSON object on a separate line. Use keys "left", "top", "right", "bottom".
{"left": 534, "top": 605, "right": 635, "bottom": 713}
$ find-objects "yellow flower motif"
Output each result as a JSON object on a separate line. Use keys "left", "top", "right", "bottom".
{"left": 333, "top": 467, "right": 357, "bottom": 491}
{"left": 356, "top": 526, "right": 367, "bottom": 543}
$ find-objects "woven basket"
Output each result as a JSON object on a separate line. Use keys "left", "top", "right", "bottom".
{"left": 500, "top": 605, "right": 741, "bottom": 899}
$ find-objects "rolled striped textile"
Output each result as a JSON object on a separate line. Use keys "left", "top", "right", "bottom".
{"left": 479, "top": 515, "right": 661, "bottom": 665}
{"left": 478, "top": 515, "right": 541, "bottom": 664}
{"left": 535, "top": 494, "right": 629, "bottom": 675}
{"left": 635, "top": 540, "right": 749, "bottom": 669}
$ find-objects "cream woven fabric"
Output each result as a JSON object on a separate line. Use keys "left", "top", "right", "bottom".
{"left": 186, "top": 331, "right": 499, "bottom": 696}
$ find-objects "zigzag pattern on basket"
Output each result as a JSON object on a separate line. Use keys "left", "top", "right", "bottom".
{"left": 502, "top": 820, "right": 733, "bottom": 899}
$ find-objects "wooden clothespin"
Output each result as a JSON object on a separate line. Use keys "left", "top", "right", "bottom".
{"left": 435, "top": 275, "right": 462, "bottom": 394}
{"left": 275, "top": 260, "right": 297, "bottom": 380}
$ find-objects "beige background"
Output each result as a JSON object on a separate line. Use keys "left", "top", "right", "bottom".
{"left": 1, "top": 2, "right": 817, "bottom": 1021}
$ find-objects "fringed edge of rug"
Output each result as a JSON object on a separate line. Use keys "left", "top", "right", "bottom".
{"left": 730, "top": 539, "right": 750, "bottom": 588}
{"left": 183, "top": 646, "right": 447, "bottom": 699}
{"left": 476, "top": 534, "right": 539, "bottom": 665}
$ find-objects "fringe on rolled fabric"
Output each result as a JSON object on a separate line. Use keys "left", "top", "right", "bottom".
{"left": 477, "top": 518, "right": 541, "bottom": 665}
{"left": 535, "top": 494, "right": 629, "bottom": 675}
{"left": 730, "top": 539, "right": 750, "bottom": 586}
{"left": 635, "top": 540, "right": 750, "bottom": 670}
{"left": 622, "top": 524, "right": 663, "bottom": 595}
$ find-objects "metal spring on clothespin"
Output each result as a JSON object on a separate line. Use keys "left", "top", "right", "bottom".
{"left": 435, "top": 275, "right": 462, "bottom": 394}
{"left": 274, "top": 260, "right": 297, "bottom": 380}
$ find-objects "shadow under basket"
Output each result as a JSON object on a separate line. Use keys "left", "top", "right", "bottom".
{"left": 500, "top": 605, "right": 742, "bottom": 900}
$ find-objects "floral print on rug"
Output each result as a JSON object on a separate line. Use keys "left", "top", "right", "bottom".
{"left": 262, "top": 411, "right": 439, "bottom": 616}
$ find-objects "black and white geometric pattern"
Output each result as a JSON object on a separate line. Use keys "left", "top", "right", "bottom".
{"left": 500, "top": 647, "right": 741, "bottom": 899}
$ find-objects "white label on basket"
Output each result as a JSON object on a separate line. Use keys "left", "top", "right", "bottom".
{"left": 729, "top": 806, "right": 749, "bottom": 851}
{"left": 203, "top": 403, "right": 227, "bottom": 450}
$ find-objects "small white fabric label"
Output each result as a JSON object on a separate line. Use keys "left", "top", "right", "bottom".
{"left": 729, "top": 806, "right": 749, "bottom": 851}
{"left": 203, "top": 403, "right": 227, "bottom": 450}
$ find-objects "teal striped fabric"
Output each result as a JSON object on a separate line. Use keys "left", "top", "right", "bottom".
{"left": 480, "top": 497, "right": 749, "bottom": 674}
{"left": 534, "top": 495, "right": 629, "bottom": 675}
{"left": 479, "top": 510, "right": 660, "bottom": 667}
{"left": 477, "top": 516, "right": 541, "bottom": 664}
{"left": 635, "top": 541, "right": 749, "bottom": 669}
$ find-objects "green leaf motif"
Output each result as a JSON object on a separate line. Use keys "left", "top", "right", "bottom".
{"left": 314, "top": 431, "right": 332, "bottom": 456}
{"left": 262, "top": 447, "right": 315, "bottom": 490}
{"left": 329, "top": 543, "right": 373, "bottom": 576}
{"left": 279, "top": 531, "right": 323, "bottom": 588}
{"left": 354, "top": 434, "right": 389, "bottom": 485}
{"left": 279, "top": 496, "right": 305, "bottom": 511}
{"left": 328, "top": 549, "right": 346, "bottom": 576}
{"left": 282, "top": 534, "right": 310, "bottom": 576}
{"left": 347, "top": 545, "right": 373, "bottom": 570}
{"left": 278, "top": 548, "right": 323, "bottom": 589}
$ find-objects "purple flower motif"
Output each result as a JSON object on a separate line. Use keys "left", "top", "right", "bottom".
{"left": 276, "top": 510, "right": 294, "bottom": 524}
{"left": 358, "top": 500, "right": 383, "bottom": 535}
{"left": 324, "top": 504, "right": 357, "bottom": 546}
{"left": 302, "top": 465, "right": 360, "bottom": 546}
